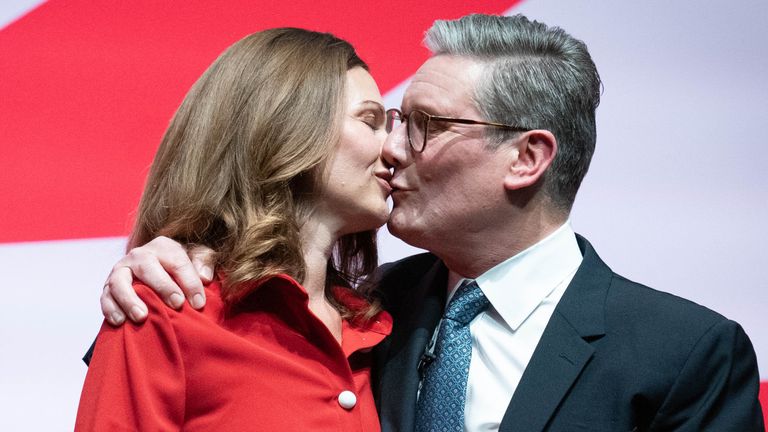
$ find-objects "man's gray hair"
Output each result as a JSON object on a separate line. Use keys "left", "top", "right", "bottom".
{"left": 425, "top": 14, "right": 602, "bottom": 211}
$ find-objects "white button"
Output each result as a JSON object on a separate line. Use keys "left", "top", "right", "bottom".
{"left": 337, "top": 390, "right": 357, "bottom": 409}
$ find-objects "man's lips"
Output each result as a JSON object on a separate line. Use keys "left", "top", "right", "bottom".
{"left": 389, "top": 187, "right": 413, "bottom": 202}
{"left": 389, "top": 181, "right": 412, "bottom": 193}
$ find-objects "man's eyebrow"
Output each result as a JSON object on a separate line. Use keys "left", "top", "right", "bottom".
{"left": 403, "top": 103, "right": 443, "bottom": 116}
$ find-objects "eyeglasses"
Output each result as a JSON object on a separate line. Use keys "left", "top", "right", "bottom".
{"left": 385, "top": 108, "right": 531, "bottom": 153}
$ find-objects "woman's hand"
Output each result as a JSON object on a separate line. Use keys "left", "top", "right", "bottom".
{"left": 100, "top": 236, "right": 215, "bottom": 325}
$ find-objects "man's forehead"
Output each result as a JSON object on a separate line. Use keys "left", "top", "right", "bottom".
{"left": 401, "top": 55, "right": 485, "bottom": 114}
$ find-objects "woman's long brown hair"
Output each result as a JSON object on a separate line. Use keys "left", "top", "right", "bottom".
{"left": 129, "top": 28, "right": 379, "bottom": 318}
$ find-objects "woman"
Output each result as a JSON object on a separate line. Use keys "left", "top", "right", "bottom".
{"left": 76, "top": 28, "right": 393, "bottom": 431}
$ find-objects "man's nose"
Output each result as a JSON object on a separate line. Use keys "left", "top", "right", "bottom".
{"left": 381, "top": 122, "right": 411, "bottom": 169}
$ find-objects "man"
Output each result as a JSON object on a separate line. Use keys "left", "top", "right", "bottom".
{"left": 95, "top": 14, "right": 764, "bottom": 431}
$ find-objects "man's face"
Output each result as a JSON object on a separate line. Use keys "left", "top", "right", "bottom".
{"left": 382, "top": 55, "right": 517, "bottom": 251}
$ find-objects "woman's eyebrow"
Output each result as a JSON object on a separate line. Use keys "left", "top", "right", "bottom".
{"left": 356, "top": 100, "right": 386, "bottom": 115}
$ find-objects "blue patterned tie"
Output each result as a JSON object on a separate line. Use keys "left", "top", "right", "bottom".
{"left": 416, "top": 280, "right": 490, "bottom": 432}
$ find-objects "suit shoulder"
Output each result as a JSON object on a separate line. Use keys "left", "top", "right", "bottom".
{"left": 606, "top": 273, "right": 730, "bottom": 336}
{"left": 372, "top": 253, "right": 439, "bottom": 307}
{"left": 375, "top": 252, "right": 438, "bottom": 284}
{"left": 574, "top": 237, "right": 731, "bottom": 332}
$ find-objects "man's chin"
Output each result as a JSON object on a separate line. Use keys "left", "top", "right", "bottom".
{"left": 386, "top": 217, "right": 424, "bottom": 248}
{"left": 385, "top": 211, "right": 407, "bottom": 237}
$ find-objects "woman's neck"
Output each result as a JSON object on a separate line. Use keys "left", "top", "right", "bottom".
{"left": 300, "top": 220, "right": 336, "bottom": 299}
{"left": 299, "top": 217, "right": 343, "bottom": 342}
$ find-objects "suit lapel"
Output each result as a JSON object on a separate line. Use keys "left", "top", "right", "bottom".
{"left": 499, "top": 313, "right": 595, "bottom": 431}
{"left": 379, "top": 259, "right": 447, "bottom": 432}
{"left": 500, "top": 235, "right": 611, "bottom": 432}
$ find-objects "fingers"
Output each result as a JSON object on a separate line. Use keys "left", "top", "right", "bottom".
{"left": 101, "top": 282, "right": 126, "bottom": 326}
{"left": 188, "top": 245, "right": 215, "bottom": 283}
{"left": 101, "top": 266, "right": 148, "bottom": 325}
{"left": 140, "top": 236, "right": 207, "bottom": 309}
{"left": 126, "top": 243, "right": 190, "bottom": 309}
{"left": 98, "top": 236, "right": 210, "bottom": 326}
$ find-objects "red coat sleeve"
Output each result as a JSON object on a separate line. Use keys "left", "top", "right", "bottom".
{"left": 75, "top": 285, "right": 186, "bottom": 431}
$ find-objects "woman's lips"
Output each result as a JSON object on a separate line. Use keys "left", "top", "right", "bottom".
{"left": 376, "top": 176, "right": 392, "bottom": 194}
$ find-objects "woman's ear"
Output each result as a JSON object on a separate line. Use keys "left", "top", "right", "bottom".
{"left": 503, "top": 129, "right": 557, "bottom": 191}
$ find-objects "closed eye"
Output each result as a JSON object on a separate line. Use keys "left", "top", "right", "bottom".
{"left": 361, "top": 113, "right": 384, "bottom": 131}
{"left": 355, "top": 101, "right": 386, "bottom": 132}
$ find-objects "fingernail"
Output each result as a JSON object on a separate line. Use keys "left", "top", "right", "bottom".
{"left": 129, "top": 305, "right": 146, "bottom": 322}
{"left": 168, "top": 292, "right": 184, "bottom": 308}
{"left": 191, "top": 293, "right": 206, "bottom": 309}
{"left": 199, "top": 265, "right": 214, "bottom": 281}
{"left": 110, "top": 312, "right": 125, "bottom": 325}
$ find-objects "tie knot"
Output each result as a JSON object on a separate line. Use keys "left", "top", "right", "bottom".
{"left": 444, "top": 280, "right": 489, "bottom": 325}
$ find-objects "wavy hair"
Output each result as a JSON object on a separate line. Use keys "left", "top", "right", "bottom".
{"left": 129, "top": 28, "right": 378, "bottom": 317}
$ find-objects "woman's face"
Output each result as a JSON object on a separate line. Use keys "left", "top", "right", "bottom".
{"left": 319, "top": 67, "right": 391, "bottom": 235}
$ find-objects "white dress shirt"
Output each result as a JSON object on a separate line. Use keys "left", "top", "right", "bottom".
{"left": 445, "top": 222, "right": 583, "bottom": 431}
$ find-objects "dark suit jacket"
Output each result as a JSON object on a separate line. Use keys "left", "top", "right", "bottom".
{"left": 372, "top": 235, "right": 764, "bottom": 431}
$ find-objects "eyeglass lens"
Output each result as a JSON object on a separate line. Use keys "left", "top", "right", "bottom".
{"left": 385, "top": 109, "right": 428, "bottom": 152}
{"left": 407, "top": 110, "right": 427, "bottom": 152}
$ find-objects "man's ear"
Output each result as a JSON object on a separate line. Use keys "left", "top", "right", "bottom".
{"left": 503, "top": 129, "right": 557, "bottom": 191}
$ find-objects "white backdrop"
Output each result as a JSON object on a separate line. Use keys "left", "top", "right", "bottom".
{"left": 1, "top": 0, "right": 766, "bottom": 429}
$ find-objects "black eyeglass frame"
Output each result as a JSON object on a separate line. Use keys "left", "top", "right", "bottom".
{"left": 385, "top": 108, "right": 531, "bottom": 153}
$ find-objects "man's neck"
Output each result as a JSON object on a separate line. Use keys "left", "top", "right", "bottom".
{"left": 437, "top": 212, "right": 567, "bottom": 279}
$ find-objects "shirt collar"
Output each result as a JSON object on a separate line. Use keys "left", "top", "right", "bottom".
{"left": 450, "top": 222, "right": 583, "bottom": 331}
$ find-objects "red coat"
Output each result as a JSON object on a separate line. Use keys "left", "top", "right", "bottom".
{"left": 76, "top": 274, "right": 392, "bottom": 431}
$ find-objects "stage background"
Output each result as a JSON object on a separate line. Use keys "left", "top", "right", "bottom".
{"left": 1, "top": 0, "right": 766, "bottom": 429}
